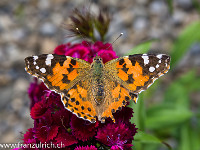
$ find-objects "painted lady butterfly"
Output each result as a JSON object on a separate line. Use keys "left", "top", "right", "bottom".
{"left": 25, "top": 54, "right": 170, "bottom": 123}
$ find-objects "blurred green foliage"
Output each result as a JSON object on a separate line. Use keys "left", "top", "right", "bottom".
{"left": 128, "top": 21, "right": 200, "bottom": 150}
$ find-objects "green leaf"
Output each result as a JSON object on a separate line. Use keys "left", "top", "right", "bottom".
{"left": 164, "top": 70, "right": 200, "bottom": 107}
{"left": 134, "top": 131, "right": 172, "bottom": 149}
{"left": 127, "top": 40, "right": 154, "bottom": 55}
{"left": 146, "top": 106, "right": 193, "bottom": 130}
{"left": 134, "top": 130, "right": 161, "bottom": 143}
{"left": 170, "top": 21, "right": 200, "bottom": 67}
{"left": 179, "top": 123, "right": 192, "bottom": 150}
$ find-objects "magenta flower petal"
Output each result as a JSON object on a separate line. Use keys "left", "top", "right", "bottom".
{"left": 74, "top": 145, "right": 98, "bottom": 150}
{"left": 35, "top": 123, "right": 59, "bottom": 143}
{"left": 96, "top": 122, "right": 136, "bottom": 148}
{"left": 70, "top": 115, "right": 98, "bottom": 141}
{"left": 54, "top": 43, "right": 71, "bottom": 55}
{"left": 53, "top": 41, "right": 117, "bottom": 63}
{"left": 30, "top": 100, "right": 49, "bottom": 119}
{"left": 52, "top": 109, "right": 72, "bottom": 128}
{"left": 28, "top": 79, "right": 48, "bottom": 108}
{"left": 113, "top": 106, "right": 133, "bottom": 123}
{"left": 55, "top": 131, "right": 78, "bottom": 147}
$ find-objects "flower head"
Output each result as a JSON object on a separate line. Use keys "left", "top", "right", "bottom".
{"left": 70, "top": 115, "right": 98, "bottom": 141}
{"left": 96, "top": 122, "right": 137, "bottom": 149}
{"left": 54, "top": 41, "right": 117, "bottom": 63}
{"left": 28, "top": 79, "right": 48, "bottom": 108}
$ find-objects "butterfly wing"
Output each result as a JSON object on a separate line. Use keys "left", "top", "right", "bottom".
{"left": 96, "top": 77, "right": 136, "bottom": 123}
{"left": 25, "top": 54, "right": 91, "bottom": 94}
{"left": 61, "top": 79, "right": 98, "bottom": 123}
{"left": 104, "top": 54, "right": 170, "bottom": 103}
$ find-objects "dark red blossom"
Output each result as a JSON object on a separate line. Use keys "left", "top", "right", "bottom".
{"left": 96, "top": 122, "right": 136, "bottom": 149}
{"left": 28, "top": 79, "right": 48, "bottom": 108}
{"left": 113, "top": 105, "right": 133, "bottom": 123}
{"left": 74, "top": 145, "right": 97, "bottom": 150}
{"left": 30, "top": 100, "right": 49, "bottom": 119}
{"left": 54, "top": 41, "right": 117, "bottom": 63}
{"left": 52, "top": 109, "right": 72, "bottom": 128}
{"left": 70, "top": 115, "right": 98, "bottom": 141}
{"left": 35, "top": 123, "right": 59, "bottom": 143}
{"left": 55, "top": 130, "right": 78, "bottom": 147}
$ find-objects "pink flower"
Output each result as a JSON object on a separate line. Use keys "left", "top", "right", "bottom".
{"left": 70, "top": 115, "right": 98, "bottom": 141}
{"left": 35, "top": 123, "right": 59, "bottom": 143}
{"left": 28, "top": 79, "right": 48, "bottom": 108}
{"left": 30, "top": 100, "right": 49, "bottom": 119}
{"left": 96, "top": 122, "right": 136, "bottom": 149}
{"left": 55, "top": 129, "right": 78, "bottom": 147}
{"left": 54, "top": 41, "right": 117, "bottom": 63}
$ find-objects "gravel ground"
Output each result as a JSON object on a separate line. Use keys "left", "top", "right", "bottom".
{"left": 0, "top": 0, "right": 199, "bottom": 145}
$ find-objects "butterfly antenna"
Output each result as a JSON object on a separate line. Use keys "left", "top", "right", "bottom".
{"left": 76, "top": 27, "right": 91, "bottom": 47}
{"left": 99, "top": 33, "right": 123, "bottom": 57}
{"left": 107, "top": 32, "right": 123, "bottom": 50}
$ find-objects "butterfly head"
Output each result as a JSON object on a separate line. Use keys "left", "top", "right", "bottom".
{"left": 93, "top": 55, "right": 103, "bottom": 63}
{"left": 91, "top": 55, "right": 104, "bottom": 74}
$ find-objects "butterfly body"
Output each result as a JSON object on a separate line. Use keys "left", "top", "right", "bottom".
{"left": 91, "top": 56, "right": 105, "bottom": 104}
{"left": 25, "top": 53, "right": 170, "bottom": 123}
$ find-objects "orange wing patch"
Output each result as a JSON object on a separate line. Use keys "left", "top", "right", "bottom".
{"left": 61, "top": 81, "right": 97, "bottom": 123}
{"left": 100, "top": 82, "right": 136, "bottom": 122}
{"left": 47, "top": 60, "right": 79, "bottom": 90}
{"left": 116, "top": 58, "right": 149, "bottom": 91}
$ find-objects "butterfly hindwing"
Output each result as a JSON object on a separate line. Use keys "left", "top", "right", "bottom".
{"left": 61, "top": 79, "right": 97, "bottom": 123}
{"left": 25, "top": 54, "right": 90, "bottom": 94}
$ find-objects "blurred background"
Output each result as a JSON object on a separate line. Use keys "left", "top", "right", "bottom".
{"left": 0, "top": 0, "right": 200, "bottom": 150}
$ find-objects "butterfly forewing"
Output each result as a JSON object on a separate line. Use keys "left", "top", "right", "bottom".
{"left": 25, "top": 54, "right": 90, "bottom": 94}
{"left": 105, "top": 54, "right": 170, "bottom": 102}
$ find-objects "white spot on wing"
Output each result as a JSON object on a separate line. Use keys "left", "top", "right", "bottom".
{"left": 40, "top": 68, "right": 46, "bottom": 73}
{"left": 157, "top": 54, "right": 163, "bottom": 59}
{"left": 45, "top": 54, "right": 54, "bottom": 66}
{"left": 158, "top": 60, "right": 161, "bottom": 63}
{"left": 141, "top": 55, "right": 149, "bottom": 65}
{"left": 36, "top": 66, "right": 39, "bottom": 69}
{"left": 156, "top": 64, "right": 159, "bottom": 68}
{"left": 33, "top": 56, "right": 38, "bottom": 65}
{"left": 45, "top": 59, "right": 51, "bottom": 66}
{"left": 47, "top": 54, "right": 54, "bottom": 59}
{"left": 33, "top": 56, "right": 38, "bottom": 60}
{"left": 149, "top": 66, "right": 155, "bottom": 72}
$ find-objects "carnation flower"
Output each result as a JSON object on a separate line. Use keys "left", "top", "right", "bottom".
{"left": 113, "top": 105, "right": 134, "bottom": 124}
{"left": 30, "top": 99, "right": 49, "bottom": 119}
{"left": 70, "top": 115, "right": 98, "bottom": 141}
{"left": 54, "top": 41, "right": 117, "bottom": 63}
{"left": 28, "top": 79, "right": 48, "bottom": 108}
{"left": 96, "top": 122, "right": 137, "bottom": 149}
{"left": 35, "top": 123, "right": 59, "bottom": 143}
{"left": 55, "top": 129, "right": 78, "bottom": 147}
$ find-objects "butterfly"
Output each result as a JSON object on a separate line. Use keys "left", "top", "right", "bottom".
{"left": 25, "top": 53, "right": 170, "bottom": 123}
